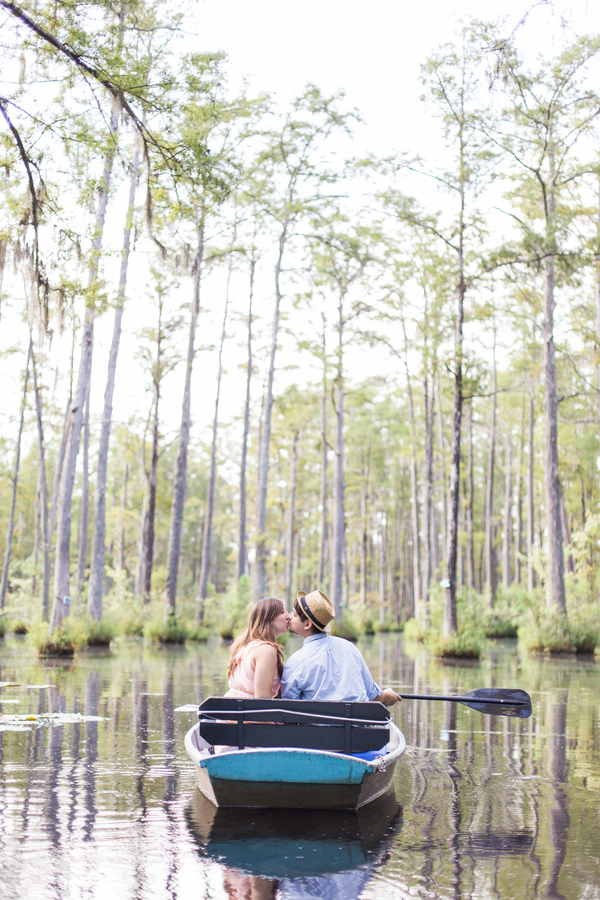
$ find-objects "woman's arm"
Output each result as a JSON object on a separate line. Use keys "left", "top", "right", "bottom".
{"left": 252, "top": 644, "right": 278, "bottom": 698}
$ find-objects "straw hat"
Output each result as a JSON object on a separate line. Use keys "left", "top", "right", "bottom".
{"left": 296, "top": 589, "right": 335, "bottom": 633}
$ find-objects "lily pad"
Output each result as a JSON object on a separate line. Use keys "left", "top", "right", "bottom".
{"left": 0, "top": 682, "right": 20, "bottom": 688}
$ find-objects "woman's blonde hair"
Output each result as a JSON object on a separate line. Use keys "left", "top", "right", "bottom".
{"left": 226, "top": 597, "right": 286, "bottom": 680}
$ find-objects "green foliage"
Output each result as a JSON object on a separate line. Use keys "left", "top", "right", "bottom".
{"left": 518, "top": 597, "right": 599, "bottom": 654}
{"left": 85, "top": 618, "right": 118, "bottom": 646}
{"left": 11, "top": 619, "right": 29, "bottom": 635}
{"left": 429, "top": 629, "right": 483, "bottom": 660}
{"left": 330, "top": 615, "right": 359, "bottom": 642}
{"left": 121, "top": 611, "right": 145, "bottom": 637}
{"left": 519, "top": 611, "right": 576, "bottom": 654}
{"left": 404, "top": 617, "right": 428, "bottom": 643}
{"left": 30, "top": 618, "right": 88, "bottom": 657}
{"left": 186, "top": 623, "right": 210, "bottom": 642}
{"left": 144, "top": 611, "right": 187, "bottom": 644}
{"left": 0, "top": 615, "right": 8, "bottom": 638}
{"left": 210, "top": 576, "right": 252, "bottom": 641}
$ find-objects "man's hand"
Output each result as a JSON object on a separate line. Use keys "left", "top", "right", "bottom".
{"left": 374, "top": 688, "right": 402, "bottom": 707}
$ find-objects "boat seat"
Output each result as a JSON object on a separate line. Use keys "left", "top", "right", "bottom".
{"left": 198, "top": 697, "right": 391, "bottom": 754}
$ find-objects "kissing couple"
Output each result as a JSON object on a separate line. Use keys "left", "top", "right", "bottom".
{"left": 225, "top": 590, "right": 400, "bottom": 707}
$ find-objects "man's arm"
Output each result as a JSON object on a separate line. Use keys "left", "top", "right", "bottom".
{"left": 280, "top": 660, "right": 301, "bottom": 700}
{"left": 373, "top": 689, "right": 401, "bottom": 707}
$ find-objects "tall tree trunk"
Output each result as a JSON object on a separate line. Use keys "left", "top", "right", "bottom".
{"left": 237, "top": 256, "right": 254, "bottom": 581}
{"left": 543, "top": 144, "right": 566, "bottom": 614}
{"left": 436, "top": 368, "right": 448, "bottom": 561}
{"left": 318, "top": 311, "right": 328, "bottom": 585}
{"left": 0, "top": 238, "right": 7, "bottom": 323}
{"left": 285, "top": 431, "right": 299, "bottom": 609}
{"left": 502, "top": 434, "right": 512, "bottom": 588}
{"left": 378, "top": 506, "right": 386, "bottom": 626}
{"left": 117, "top": 462, "right": 128, "bottom": 573}
{"left": 32, "top": 346, "right": 51, "bottom": 619}
{"left": 401, "top": 317, "right": 420, "bottom": 617}
{"left": 166, "top": 221, "right": 204, "bottom": 609}
{"left": 359, "top": 465, "right": 369, "bottom": 607}
{"left": 330, "top": 290, "right": 346, "bottom": 619}
{"left": 197, "top": 266, "right": 231, "bottom": 616}
{"left": 527, "top": 387, "right": 537, "bottom": 593}
{"left": 444, "top": 203, "right": 465, "bottom": 638}
{"left": 466, "top": 400, "right": 475, "bottom": 592}
{"left": 142, "top": 306, "right": 164, "bottom": 604}
{"left": 134, "top": 488, "right": 147, "bottom": 599}
{"left": 256, "top": 228, "right": 287, "bottom": 597}
{"left": 88, "top": 145, "right": 140, "bottom": 619}
{"left": 485, "top": 332, "right": 497, "bottom": 609}
{"left": 76, "top": 383, "right": 90, "bottom": 595}
{"left": 50, "top": 107, "right": 118, "bottom": 633}
{"left": 0, "top": 338, "right": 31, "bottom": 608}
{"left": 560, "top": 487, "right": 574, "bottom": 575}
{"left": 423, "top": 374, "right": 434, "bottom": 621}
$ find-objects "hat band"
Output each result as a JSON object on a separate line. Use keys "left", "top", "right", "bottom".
{"left": 300, "top": 595, "right": 325, "bottom": 630}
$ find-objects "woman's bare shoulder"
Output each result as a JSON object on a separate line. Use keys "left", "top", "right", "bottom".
{"left": 252, "top": 641, "right": 277, "bottom": 659}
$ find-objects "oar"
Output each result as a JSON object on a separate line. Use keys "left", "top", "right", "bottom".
{"left": 395, "top": 688, "right": 532, "bottom": 719}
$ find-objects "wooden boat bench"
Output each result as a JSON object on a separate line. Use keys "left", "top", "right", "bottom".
{"left": 198, "top": 697, "right": 391, "bottom": 754}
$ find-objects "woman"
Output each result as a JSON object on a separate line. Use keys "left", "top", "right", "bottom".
{"left": 226, "top": 597, "right": 289, "bottom": 699}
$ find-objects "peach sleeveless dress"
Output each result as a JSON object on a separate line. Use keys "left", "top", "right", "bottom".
{"left": 226, "top": 640, "right": 281, "bottom": 699}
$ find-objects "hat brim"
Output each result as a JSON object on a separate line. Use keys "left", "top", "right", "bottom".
{"left": 295, "top": 590, "right": 332, "bottom": 632}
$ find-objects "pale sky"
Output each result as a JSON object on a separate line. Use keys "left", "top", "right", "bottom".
{"left": 3, "top": 0, "right": 600, "bottom": 457}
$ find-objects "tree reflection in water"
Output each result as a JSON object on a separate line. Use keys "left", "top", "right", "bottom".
{"left": 0, "top": 635, "right": 598, "bottom": 900}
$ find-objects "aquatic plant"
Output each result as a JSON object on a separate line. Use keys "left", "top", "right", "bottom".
{"left": 85, "top": 619, "right": 118, "bottom": 647}
{"left": 404, "top": 617, "right": 428, "bottom": 643}
{"left": 11, "top": 620, "right": 29, "bottom": 635}
{"left": 0, "top": 615, "right": 8, "bottom": 637}
{"left": 144, "top": 611, "right": 187, "bottom": 644}
{"left": 186, "top": 624, "right": 210, "bottom": 642}
{"left": 518, "top": 601, "right": 598, "bottom": 655}
{"left": 329, "top": 615, "right": 359, "bottom": 642}
{"left": 121, "top": 611, "right": 145, "bottom": 636}
{"left": 429, "top": 629, "right": 483, "bottom": 660}
{"left": 30, "top": 619, "right": 88, "bottom": 657}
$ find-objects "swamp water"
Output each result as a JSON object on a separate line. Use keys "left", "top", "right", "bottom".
{"left": 0, "top": 633, "right": 599, "bottom": 900}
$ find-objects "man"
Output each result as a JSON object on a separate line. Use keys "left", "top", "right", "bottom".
{"left": 281, "top": 589, "right": 401, "bottom": 707}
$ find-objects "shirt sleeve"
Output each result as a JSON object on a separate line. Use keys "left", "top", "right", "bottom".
{"left": 280, "top": 661, "right": 301, "bottom": 700}
{"left": 357, "top": 650, "right": 381, "bottom": 701}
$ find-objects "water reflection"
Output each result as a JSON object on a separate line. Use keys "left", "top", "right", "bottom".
{"left": 187, "top": 787, "right": 402, "bottom": 898}
{"left": 0, "top": 636, "right": 599, "bottom": 900}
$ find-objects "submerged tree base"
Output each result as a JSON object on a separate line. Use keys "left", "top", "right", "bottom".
{"left": 85, "top": 619, "right": 118, "bottom": 647}
{"left": 518, "top": 611, "right": 599, "bottom": 655}
{"left": 144, "top": 613, "right": 187, "bottom": 644}
{"left": 31, "top": 620, "right": 87, "bottom": 657}
{"left": 429, "top": 631, "right": 483, "bottom": 660}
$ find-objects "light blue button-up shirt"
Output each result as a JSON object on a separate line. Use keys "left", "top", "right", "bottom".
{"left": 280, "top": 633, "right": 381, "bottom": 702}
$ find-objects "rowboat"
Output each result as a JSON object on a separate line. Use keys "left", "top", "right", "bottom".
{"left": 184, "top": 697, "right": 406, "bottom": 810}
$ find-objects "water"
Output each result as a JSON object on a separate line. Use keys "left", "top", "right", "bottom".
{"left": 1, "top": 633, "right": 599, "bottom": 900}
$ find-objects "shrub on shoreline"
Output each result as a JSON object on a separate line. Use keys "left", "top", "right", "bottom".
{"left": 187, "top": 624, "right": 210, "bottom": 642}
{"left": 518, "top": 606, "right": 599, "bottom": 655}
{"left": 30, "top": 619, "right": 88, "bottom": 657}
{"left": 86, "top": 618, "right": 118, "bottom": 647}
{"left": 330, "top": 616, "right": 359, "bottom": 642}
{"left": 144, "top": 612, "right": 187, "bottom": 644}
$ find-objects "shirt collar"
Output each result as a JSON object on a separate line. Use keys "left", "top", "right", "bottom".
{"left": 304, "top": 632, "right": 328, "bottom": 644}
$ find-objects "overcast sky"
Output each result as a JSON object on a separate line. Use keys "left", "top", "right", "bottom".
{"left": 4, "top": 0, "right": 600, "bottom": 454}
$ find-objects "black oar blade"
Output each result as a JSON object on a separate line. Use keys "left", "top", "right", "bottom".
{"left": 459, "top": 688, "right": 532, "bottom": 719}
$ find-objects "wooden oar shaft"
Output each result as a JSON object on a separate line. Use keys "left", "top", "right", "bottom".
{"left": 399, "top": 693, "right": 526, "bottom": 706}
